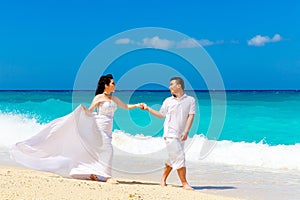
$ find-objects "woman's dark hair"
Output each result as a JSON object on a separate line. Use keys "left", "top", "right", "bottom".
{"left": 95, "top": 74, "right": 114, "bottom": 95}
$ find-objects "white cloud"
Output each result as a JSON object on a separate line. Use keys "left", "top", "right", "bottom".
{"left": 139, "top": 36, "right": 174, "bottom": 50}
{"left": 197, "top": 39, "right": 214, "bottom": 46}
{"left": 114, "top": 36, "right": 229, "bottom": 49}
{"left": 215, "top": 40, "right": 225, "bottom": 45}
{"left": 115, "top": 36, "right": 175, "bottom": 49}
{"left": 197, "top": 39, "right": 226, "bottom": 46}
{"left": 229, "top": 40, "right": 239, "bottom": 44}
{"left": 115, "top": 38, "right": 131, "bottom": 44}
{"left": 272, "top": 34, "right": 282, "bottom": 42}
{"left": 247, "top": 34, "right": 282, "bottom": 46}
{"left": 176, "top": 38, "right": 199, "bottom": 48}
{"left": 247, "top": 35, "right": 270, "bottom": 46}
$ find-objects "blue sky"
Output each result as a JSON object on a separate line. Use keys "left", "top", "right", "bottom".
{"left": 0, "top": 0, "right": 299, "bottom": 90}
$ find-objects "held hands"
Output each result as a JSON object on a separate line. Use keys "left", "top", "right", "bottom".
{"left": 139, "top": 103, "right": 149, "bottom": 110}
{"left": 134, "top": 103, "right": 147, "bottom": 109}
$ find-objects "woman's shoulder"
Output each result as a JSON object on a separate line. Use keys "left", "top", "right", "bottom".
{"left": 95, "top": 93, "right": 105, "bottom": 97}
{"left": 111, "top": 95, "right": 119, "bottom": 100}
{"left": 94, "top": 94, "right": 105, "bottom": 99}
{"left": 92, "top": 94, "right": 107, "bottom": 103}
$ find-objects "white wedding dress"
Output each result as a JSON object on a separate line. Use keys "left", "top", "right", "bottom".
{"left": 10, "top": 101, "right": 117, "bottom": 179}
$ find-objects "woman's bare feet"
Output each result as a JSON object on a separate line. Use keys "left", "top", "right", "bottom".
{"left": 90, "top": 174, "right": 98, "bottom": 181}
{"left": 90, "top": 174, "right": 118, "bottom": 184}
{"left": 106, "top": 178, "right": 119, "bottom": 184}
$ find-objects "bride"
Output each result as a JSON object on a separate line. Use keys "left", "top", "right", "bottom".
{"left": 10, "top": 74, "right": 141, "bottom": 183}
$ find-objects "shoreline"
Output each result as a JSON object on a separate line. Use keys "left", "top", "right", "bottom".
{"left": 2, "top": 152, "right": 300, "bottom": 200}
{"left": 0, "top": 165, "right": 242, "bottom": 200}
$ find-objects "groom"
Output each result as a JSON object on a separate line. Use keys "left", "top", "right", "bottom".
{"left": 142, "top": 77, "right": 195, "bottom": 190}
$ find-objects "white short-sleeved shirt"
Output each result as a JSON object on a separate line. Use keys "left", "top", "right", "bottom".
{"left": 159, "top": 94, "right": 196, "bottom": 138}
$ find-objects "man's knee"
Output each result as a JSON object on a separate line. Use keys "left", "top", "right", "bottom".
{"left": 165, "top": 163, "right": 172, "bottom": 169}
{"left": 177, "top": 166, "right": 186, "bottom": 172}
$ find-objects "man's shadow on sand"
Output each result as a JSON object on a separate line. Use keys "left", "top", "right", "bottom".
{"left": 118, "top": 180, "right": 236, "bottom": 191}
{"left": 192, "top": 186, "right": 237, "bottom": 191}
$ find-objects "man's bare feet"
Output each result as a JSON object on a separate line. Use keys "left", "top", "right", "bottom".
{"left": 182, "top": 184, "right": 194, "bottom": 190}
{"left": 160, "top": 180, "right": 167, "bottom": 187}
{"left": 106, "top": 178, "right": 119, "bottom": 184}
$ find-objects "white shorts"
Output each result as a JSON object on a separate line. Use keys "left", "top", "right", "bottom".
{"left": 164, "top": 137, "right": 185, "bottom": 169}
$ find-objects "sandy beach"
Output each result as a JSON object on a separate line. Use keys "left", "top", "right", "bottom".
{"left": 0, "top": 165, "right": 242, "bottom": 200}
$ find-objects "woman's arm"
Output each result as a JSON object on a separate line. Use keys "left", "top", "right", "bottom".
{"left": 112, "top": 96, "right": 141, "bottom": 110}
{"left": 88, "top": 95, "right": 104, "bottom": 112}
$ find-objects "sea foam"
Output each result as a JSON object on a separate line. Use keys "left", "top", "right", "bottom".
{"left": 1, "top": 113, "right": 299, "bottom": 171}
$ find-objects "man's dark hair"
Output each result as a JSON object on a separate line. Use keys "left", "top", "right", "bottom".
{"left": 170, "top": 77, "right": 184, "bottom": 90}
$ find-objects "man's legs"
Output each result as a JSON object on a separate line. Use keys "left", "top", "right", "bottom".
{"left": 177, "top": 167, "right": 193, "bottom": 190}
{"left": 160, "top": 164, "right": 172, "bottom": 186}
{"left": 164, "top": 137, "right": 193, "bottom": 189}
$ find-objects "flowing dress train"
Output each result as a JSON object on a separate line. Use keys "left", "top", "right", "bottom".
{"left": 10, "top": 102, "right": 117, "bottom": 179}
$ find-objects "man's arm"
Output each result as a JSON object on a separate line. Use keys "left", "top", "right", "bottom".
{"left": 181, "top": 114, "right": 194, "bottom": 141}
{"left": 142, "top": 103, "right": 164, "bottom": 118}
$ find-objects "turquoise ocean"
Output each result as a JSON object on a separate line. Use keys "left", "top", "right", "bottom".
{"left": 1, "top": 90, "right": 300, "bottom": 200}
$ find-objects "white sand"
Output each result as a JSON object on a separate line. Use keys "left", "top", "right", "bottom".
{"left": 0, "top": 166, "right": 243, "bottom": 200}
